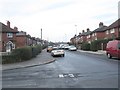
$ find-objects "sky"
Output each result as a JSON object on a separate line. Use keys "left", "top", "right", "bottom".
{"left": 0, "top": 0, "right": 119, "bottom": 42}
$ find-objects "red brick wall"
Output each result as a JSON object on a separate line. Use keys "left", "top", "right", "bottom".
{"left": 97, "top": 32, "right": 105, "bottom": 39}
{"left": 105, "top": 27, "right": 119, "bottom": 39}
{"left": 16, "top": 36, "right": 26, "bottom": 48}
{"left": 82, "top": 36, "right": 87, "bottom": 43}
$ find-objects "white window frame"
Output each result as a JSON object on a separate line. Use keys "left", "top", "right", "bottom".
{"left": 106, "top": 30, "right": 109, "bottom": 34}
{"left": 95, "top": 37, "right": 97, "bottom": 40}
{"left": 110, "top": 28, "right": 115, "bottom": 33}
{"left": 7, "top": 33, "right": 13, "bottom": 38}
{"left": 95, "top": 33, "right": 97, "bottom": 36}
{"left": 87, "top": 35, "right": 90, "bottom": 38}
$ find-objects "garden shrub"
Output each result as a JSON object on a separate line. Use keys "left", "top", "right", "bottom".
{"left": 2, "top": 45, "right": 42, "bottom": 64}
{"left": 12, "top": 46, "right": 32, "bottom": 61}
{"left": 81, "top": 43, "right": 90, "bottom": 51}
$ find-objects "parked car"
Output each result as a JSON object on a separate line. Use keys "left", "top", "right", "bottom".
{"left": 106, "top": 40, "right": 120, "bottom": 59}
{"left": 64, "top": 45, "right": 70, "bottom": 50}
{"left": 51, "top": 47, "right": 65, "bottom": 57}
{"left": 69, "top": 45, "right": 77, "bottom": 51}
{"left": 47, "top": 46, "right": 53, "bottom": 52}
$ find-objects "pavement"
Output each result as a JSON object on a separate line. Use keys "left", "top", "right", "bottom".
{"left": 2, "top": 49, "right": 106, "bottom": 71}
{"left": 2, "top": 49, "right": 56, "bottom": 71}
{"left": 77, "top": 50, "right": 106, "bottom": 55}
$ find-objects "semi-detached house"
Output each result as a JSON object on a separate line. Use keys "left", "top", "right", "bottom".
{"left": 0, "top": 21, "right": 18, "bottom": 52}
{"left": 0, "top": 21, "right": 42, "bottom": 52}
{"left": 105, "top": 18, "right": 120, "bottom": 39}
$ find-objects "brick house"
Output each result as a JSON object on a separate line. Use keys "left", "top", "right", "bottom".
{"left": 70, "top": 35, "right": 76, "bottom": 45}
{"left": 91, "top": 22, "right": 107, "bottom": 41}
{"left": 16, "top": 31, "right": 33, "bottom": 48}
{"left": 85, "top": 28, "right": 92, "bottom": 43}
{"left": 0, "top": 21, "right": 18, "bottom": 52}
{"left": 105, "top": 19, "right": 120, "bottom": 39}
{"left": 79, "top": 29, "right": 92, "bottom": 43}
{"left": 31, "top": 37, "right": 37, "bottom": 46}
{"left": 70, "top": 29, "right": 92, "bottom": 46}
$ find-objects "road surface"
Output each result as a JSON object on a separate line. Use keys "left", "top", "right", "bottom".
{"left": 2, "top": 50, "right": 119, "bottom": 88}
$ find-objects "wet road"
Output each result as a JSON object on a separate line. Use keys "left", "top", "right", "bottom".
{"left": 2, "top": 50, "right": 119, "bottom": 88}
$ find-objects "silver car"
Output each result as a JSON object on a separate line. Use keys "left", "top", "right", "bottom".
{"left": 69, "top": 46, "right": 77, "bottom": 51}
{"left": 51, "top": 47, "right": 65, "bottom": 57}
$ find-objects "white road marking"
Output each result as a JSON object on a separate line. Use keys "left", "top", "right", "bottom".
{"left": 68, "top": 74, "right": 74, "bottom": 77}
{"left": 59, "top": 74, "right": 64, "bottom": 78}
{"left": 59, "top": 74, "right": 75, "bottom": 78}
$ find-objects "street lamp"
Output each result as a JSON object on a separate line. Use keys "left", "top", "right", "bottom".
{"left": 41, "top": 28, "right": 43, "bottom": 48}
{"left": 41, "top": 28, "right": 42, "bottom": 41}
{"left": 75, "top": 25, "right": 77, "bottom": 47}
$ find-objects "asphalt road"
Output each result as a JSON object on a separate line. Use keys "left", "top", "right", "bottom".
{"left": 2, "top": 50, "right": 119, "bottom": 88}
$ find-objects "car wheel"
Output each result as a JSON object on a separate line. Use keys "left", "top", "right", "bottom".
{"left": 107, "top": 53, "right": 112, "bottom": 59}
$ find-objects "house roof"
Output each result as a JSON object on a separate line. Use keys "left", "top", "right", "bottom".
{"left": 0, "top": 22, "right": 18, "bottom": 33}
{"left": 106, "top": 18, "right": 120, "bottom": 30}
{"left": 92, "top": 26, "right": 107, "bottom": 33}
{"left": 81, "top": 31, "right": 92, "bottom": 36}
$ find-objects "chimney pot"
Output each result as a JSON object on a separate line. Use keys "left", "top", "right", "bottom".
{"left": 82, "top": 30, "right": 85, "bottom": 33}
{"left": 7, "top": 21, "right": 10, "bottom": 28}
{"left": 87, "top": 28, "right": 90, "bottom": 32}
{"left": 99, "top": 22, "right": 104, "bottom": 28}
{"left": 79, "top": 32, "right": 81, "bottom": 35}
{"left": 14, "top": 26, "right": 18, "bottom": 31}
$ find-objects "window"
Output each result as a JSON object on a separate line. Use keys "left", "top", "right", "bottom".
{"left": 110, "top": 28, "right": 115, "bottom": 33}
{"left": 106, "top": 30, "right": 109, "bottom": 34}
{"left": 7, "top": 33, "right": 13, "bottom": 38}
{"left": 87, "top": 35, "right": 90, "bottom": 38}
{"left": 95, "top": 33, "right": 96, "bottom": 36}
{"left": 92, "top": 33, "right": 94, "bottom": 36}
{"left": 95, "top": 37, "right": 97, "bottom": 40}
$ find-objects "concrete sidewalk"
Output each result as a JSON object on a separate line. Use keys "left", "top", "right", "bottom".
{"left": 77, "top": 50, "right": 106, "bottom": 55}
{"left": 2, "top": 49, "right": 56, "bottom": 70}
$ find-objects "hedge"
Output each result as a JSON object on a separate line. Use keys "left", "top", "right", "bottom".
{"left": 81, "top": 43, "right": 90, "bottom": 51}
{"left": 2, "top": 45, "right": 42, "bottom": 64}
{"left": 90, "top": 39, "right": 113, "bottom": 51}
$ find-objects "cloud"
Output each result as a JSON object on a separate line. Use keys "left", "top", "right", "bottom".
{"left": 0, "top": 0, "right": 119, "bottom": 42}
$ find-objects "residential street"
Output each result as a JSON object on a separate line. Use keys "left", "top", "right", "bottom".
{"left": 2, "top": 50, "right": 119, "bottom": 88}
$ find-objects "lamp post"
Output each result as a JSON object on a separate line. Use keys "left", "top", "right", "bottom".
{"left": 41, "top": 28, "right": 43, "bottom": 48}
{"left": 41, "top": 28, "right": 42, "bottom": 41}
{"left": 75, "top": 25, "right": 77, "bottom": 47}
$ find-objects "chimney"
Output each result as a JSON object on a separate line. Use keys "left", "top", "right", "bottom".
{"left": 87, "top": 28, "right": 90, "bottom": 32}
{"left": 99, "top": 22, "right": 104, "bottom": 28}
{"left": 14, "top": 26, "right": 18, "bottom": 31}
{"left": 82, "top": 30, "right": 85, "bottom": 33}
{"left": 7, "top": 21, "right": 10, "bottom": 28}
